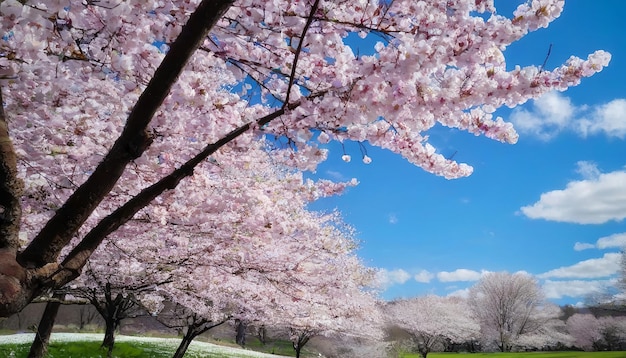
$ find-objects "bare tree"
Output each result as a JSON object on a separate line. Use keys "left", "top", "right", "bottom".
{"left": 468, "top": 272, "right": 559, "bottom": 352}
{"left": 617, "top": 250, "right": 626, "bottom": 300}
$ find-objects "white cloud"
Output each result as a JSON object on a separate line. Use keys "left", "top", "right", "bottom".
{"left": 414, "top": 270, "right": 434, "bottom": 283}
{"left": 447, "top": 288, "right": 470, "bottom": 298}
{"left": 437, "top": 268, "right": 484, "bottom": 282}
{"left": 388, "top": 213, "right": 398, "bottom": 224}
{"left": 574, "top": 242, "right": 595, "bottom": 251}
{"left": 511, "top": 91, "right": 574, "bottom": 140}
{"left": 573, "top": 233, "right": 626, "bottom": 251}
{"left": 325, "top": 170, "right": 348, "bottom": 181}
{"left": 521, "top": 170, "right": 626, "bottom": 224}
{"left": 538, "top": 253, "right": 621, "bottom": 279}
{"left": 578, "top": 99, "right": 626, "bottom": 138}
{"left": 376, "top": 268, "right": 411, "bottom": 288}
{"left": 575, "top": 161, "right": 601, "bottom": 180}
{"left": 542, "top": 279, "right": 614, "bottom": 299}
{"left": 510, "top": 92, "right": 626, "bottom": 140}
{"left": 597, "top": 233, "right": 626, "bottom": 249}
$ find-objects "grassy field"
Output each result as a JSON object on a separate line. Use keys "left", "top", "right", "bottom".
{"left": 0, "top": 333, "right": 295, "bottom": 358}
{"left": 2, "top": 335, "right": 624, "bottom": 358}
{"left": 401, "top": 353, "right": 626, "bottom": 358}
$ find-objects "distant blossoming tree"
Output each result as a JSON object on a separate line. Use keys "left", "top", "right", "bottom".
{"left": 0, "top": 0, "right": 610, "bottom": 316}
{"left": 567, "top": 313, "right": 626, "bottom": 351}
{"left": 468, "top": 272, "right": 563, "bottom": 351}
{"left": 385, "top": 295, "right": 480, "bottom": 358}
{"left": 29, "top": 140, "right": 360, "bottom": 357}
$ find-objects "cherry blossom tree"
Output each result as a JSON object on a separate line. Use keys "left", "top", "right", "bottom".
{"left": 566, "top": 313, "right": 604, "bottom": 351}
{"left": 597, "top": 316, "right": 626, "bottom": 351}
{"left": 619, "top": 251, "right": 626, "bottom": 302}
{"left": 468, "top": 272, "right": 562, "bottom": 352}
{"left": 140, "top": 210, "right": 381, "bottom": 358}
{"left": 24, "top": 137, "right": 355, "bottom": 357}
{"left": 385, "top": 295, "right": 480, "bottom": 358}
{"left": 0, "top": 0, "right": 611, "bottom": 317}
{"left": 66, "top": 240, "right": 176, "bottom": 356}
{"left": 74, "top": 141, "right": 371, "bottom": 358}
{"left": 567, "top": 313, "right": 626, "bottom": 351}
{"left": 275, "top": 261, "right": 383, "bottom": 358}
{"left": 512, "top": 303, "right": 572, "bottom": 350}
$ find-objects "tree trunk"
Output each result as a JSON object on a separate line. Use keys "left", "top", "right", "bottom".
{"left": 27, "top": 300, "right": 61, "bottom": 358}
{"left": 235, "top": 319, "right": 246, "bottom": 347}
{"left": 292, "top": 332, "right": 311, "bottom": 358}
{"left": 417, "top": 342, "right": 429, "bottom": 358}
{"left": 0, "top": 0, "right": 236, "bottom": 320}
{"left": 101, "top": 316, "right": 118, "bottom": 358}
{"left": 172, "top": 328, "right": 199, "bottom": 358}
{"left": 170, "top": 318, "right": 229, "bottom": 358}
{"left": 256, "top": 325, "right": 267, "bottom": 345}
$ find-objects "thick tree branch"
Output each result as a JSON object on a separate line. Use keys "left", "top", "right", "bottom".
{"left": 0, "top": 86, "right": 22, "bottom": 253}
{"left": 283, "top": 0, "right": 320, "bottom": 107}
{"left": 54, "top": 107, "right": 290, "bottom": 285}
{"left": 18, "top": 0, "right": 235, "bottom": 268}
{"left": 0, "top": 86, "right": 28, "bottom": 317}
{"left": 49, "top": 0, "right": 324, "bottom": 282}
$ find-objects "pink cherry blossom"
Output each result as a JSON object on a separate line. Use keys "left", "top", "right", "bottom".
{"left": 0, "top": 0, "right": 610, "bottom": 317}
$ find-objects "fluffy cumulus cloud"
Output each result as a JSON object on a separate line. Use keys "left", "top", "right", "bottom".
{"left": 510, "top": 91, "right": 626, "bottom": 140}
{"left": 574, "top": 242, "right": 596, "bottom": 251}
{"left": 577, "top": 99, "right": 626, "bottom": 138}
{"left": 437, "top": 268, "right": 484, "bottom": 282}
{"left": 447, "top": 288, "right": 470, "bottom": 298}
{"left": 521, "top": 164, "right": 626, "bottom": 224}
{"left": 511, "top": 91, "right": 574, "bottom": 140}
{"left": 575, "top": 160, "right": 602, "bottom": 180}
{"left": 576, "top": 233, "right": 626, "bottom": 251}
{"left": 538, "top": 253, "right": 621, "bottom": 279}
{"left": 542, "top": 279, "right": 615, "bottom": 299}
{"left": 413, "top": 269, "right": 434, "bottom": 283}
{"left": 376, "top": 268, "right": 411, "bottom": 288}
{"left": 597, "top": 233, "right": 626, "bottom": 249}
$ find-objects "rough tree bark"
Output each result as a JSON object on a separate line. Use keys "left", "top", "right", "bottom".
{"left": 0, "top": 0, "right": 234, "bottom": 318}
{"left": 27, "top": 297, "right": 62, "bottom": 358}
{"left": 171, "top": 316, "right": 229, "bottom": 358}
{"left": 292, "top": 331, "right": 313, "bottom": 358}
{"left": 86, "top": 283, "right": 140, "bottom": 357}
{"left": 235, "top": 319, "right": 247, "bottom": 347}
{"left": 1, "top": 0, "right": 319, "bottom": 318}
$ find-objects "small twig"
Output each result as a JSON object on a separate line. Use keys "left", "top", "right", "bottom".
{"left": 539, "top": 43, "right": 552, "bottom": 72}
{"left": 282, "top": 0, "right": 321, "bottom": 108}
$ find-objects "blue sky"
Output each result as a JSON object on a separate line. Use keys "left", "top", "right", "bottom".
{"left": 308, "top": 1, "right": 626, "bottom": 306}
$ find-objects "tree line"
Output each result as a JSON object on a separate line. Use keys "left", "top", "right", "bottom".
{"left": 0, "top": 1, "right": 614, "bottom": 357}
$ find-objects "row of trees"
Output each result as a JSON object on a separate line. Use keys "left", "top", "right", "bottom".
{"left": 0, "top": 0, "right": 610, "bottom": 319}
{"left": 22, "top": 140, "right": 383, "bottom": 358}
{"left": 383, "top": 272, "right": 626, "bottom": 358}
{"left": 11, "top": 269, "right": 626, "bottom": 358}
{"left": 0, "top": 0, "right": 615, "bottom": 356}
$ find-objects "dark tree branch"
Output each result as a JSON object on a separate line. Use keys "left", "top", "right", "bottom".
{"left": 52, "top": 0, "right": 326, "bottom": 282}
{"left": 54, "top": 107, "right": 291, "bottom": 285}
{"left": 18, "top": 0, "right": 235, "bottom": 268}
{"left": 0, "top": 85, "right": 29, "bottom": 317}
{"left": 0, "top": 86, "right": 22, "bottom": 253}
{"left": 282, "top": 0, "right": 320, "bottom": 107}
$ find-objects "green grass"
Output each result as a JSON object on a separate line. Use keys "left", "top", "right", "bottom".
{"left": 238, "top": 337, "right": 296, "bottom": 356}
{"left": 0, "top": 334, "right": 294, "bottom": 358}
{"left": 0, "top": 340, "right": 237, "bottom": 358}
{"left": 401, "top": 352, "right": 626, "bottom": 358}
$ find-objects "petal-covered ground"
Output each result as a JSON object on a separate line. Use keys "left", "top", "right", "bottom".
{"left": 0, "top": 333, "right": 291, "bottom": 357}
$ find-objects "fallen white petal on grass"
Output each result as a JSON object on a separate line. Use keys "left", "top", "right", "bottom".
{"left": 0, "top": 333, "right": 290, "bottom": 357}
